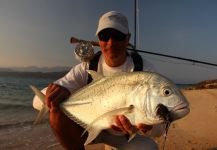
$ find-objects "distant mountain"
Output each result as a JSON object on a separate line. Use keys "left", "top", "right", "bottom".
{"left": 0, "top": 66, "right": 71, "bottom": 73}
{"left": 0, "top": 71, "right": 68, "bottom": 79}
{"left": 0, "top": 68, "right": 14, "bottom": 72}
{"left": 0, "top": 66, "right": 71, "bottom": 79}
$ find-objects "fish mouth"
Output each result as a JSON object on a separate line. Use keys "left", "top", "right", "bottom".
{"left": 156, "top": 103, "right": 190, "bottom": 122}
{"left": 170, "top": 103, "right": 190, "bottom": 120}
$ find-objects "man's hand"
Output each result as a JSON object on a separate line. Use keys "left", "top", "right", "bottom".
{"left": 111, "top": 115, "right": 153, "bottom": 135}
{"left": 45, "top": 83, "right": 70, "bottom": 112}
{"left": 46, "top": 83, "right": 87, "bottom": 149}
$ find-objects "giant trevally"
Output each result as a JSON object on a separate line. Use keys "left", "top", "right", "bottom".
{"left": 30, "top": 70, "right": 190, "bottom": 145}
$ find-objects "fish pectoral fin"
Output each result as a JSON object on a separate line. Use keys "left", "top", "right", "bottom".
{"left": 30, "top": 85, "right": 49, "bottom": 124}
{"left": 81, "top": 105, "right": 135, "bottom": 144}
{"left": 62, "top": 100, "right": 92, "bottom": 106}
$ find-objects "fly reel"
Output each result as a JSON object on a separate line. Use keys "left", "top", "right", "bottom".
{"left": 74, "top": 41, "right": 94, "bottom": 62}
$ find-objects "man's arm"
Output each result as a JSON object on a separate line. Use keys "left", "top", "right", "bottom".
{"left": 46, "top": 83, "right": 88, "bottom": 150}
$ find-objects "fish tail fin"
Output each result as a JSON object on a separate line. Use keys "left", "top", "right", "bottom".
{"left": 30, "top": 85, "right": 49, "bottom": 124}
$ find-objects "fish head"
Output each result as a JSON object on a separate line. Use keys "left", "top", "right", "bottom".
{"left": 142, "top": 73, "right": 190, "bottom": 124}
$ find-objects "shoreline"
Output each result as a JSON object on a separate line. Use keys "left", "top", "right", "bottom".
{"left": 0, "top": 89, "right": 217, "bottom": 150}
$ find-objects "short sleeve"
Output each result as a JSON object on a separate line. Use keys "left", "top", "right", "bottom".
{"left": 54, "top": 62, "right": 89, "bottom": 93}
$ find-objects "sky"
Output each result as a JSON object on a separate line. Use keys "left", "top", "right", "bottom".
{"left": 0, "top": 0, "right": 217, "bottom": 83}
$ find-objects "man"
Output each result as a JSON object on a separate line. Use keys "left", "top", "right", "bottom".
{"left": 33, "top": 11, "right": 163, "bottom": 150}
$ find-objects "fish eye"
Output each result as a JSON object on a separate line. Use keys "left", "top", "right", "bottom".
{"left": 161, "top": 87, "right": 173, "bottom": 96}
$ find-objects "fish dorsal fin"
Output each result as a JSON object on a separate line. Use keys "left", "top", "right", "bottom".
{"left": 82, "top": 105, "right": 135, "bottom": 145}
{"left": 86, "top": 70, "right": 104, "bottom": 81}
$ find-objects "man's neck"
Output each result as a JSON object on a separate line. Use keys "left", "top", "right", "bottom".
{"left": 104, "top": 54, "right": 127, "bottom": 67}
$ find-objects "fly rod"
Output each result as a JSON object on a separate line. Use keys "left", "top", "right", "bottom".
{"left": 70, "top": 36, "right": 217, "bottom": 67}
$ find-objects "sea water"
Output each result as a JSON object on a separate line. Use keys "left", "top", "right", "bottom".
{"left": 0, "top": 76, "right": 55, "bottom": 128}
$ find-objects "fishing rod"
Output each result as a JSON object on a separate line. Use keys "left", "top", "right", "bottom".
{"left": 70, "top": 36, "right": 217, "bottom": 67}
{"left": 70, "top": 36, "right": 134, "bottom": 49}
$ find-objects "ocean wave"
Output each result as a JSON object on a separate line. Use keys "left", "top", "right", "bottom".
{"left": 0, "top": 119, "right": 49, "bottom": 130}
{"left": 0, "top": 120, "right": 34, "bottom": 129}
{"left": 0, "top": 85, "right": 6, "bottom": 88}
{"left": 0, "top": 102, "right": 32, "bottom": 110}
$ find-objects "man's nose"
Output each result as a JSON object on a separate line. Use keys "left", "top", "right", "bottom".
{"left": 107, "top": 36, "right": 116, "bottom": 45}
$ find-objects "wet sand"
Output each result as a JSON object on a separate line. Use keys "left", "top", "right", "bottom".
{"left": 0, "top": 89, "right": 217, "bottom": 150}
{"left": 0, "top": 121, "right": 63, "bottom": 150}
{"left": 161, "top": 89, "right": 217, "bottom": 150}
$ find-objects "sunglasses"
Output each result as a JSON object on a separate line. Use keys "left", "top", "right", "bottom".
{"left": 98, "top": 29, "right": 127, "bottom": 42}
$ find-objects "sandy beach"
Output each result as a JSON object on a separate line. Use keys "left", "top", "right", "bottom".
{"left": 161, "top": 89, "right": 217, "bottom": 150}
{"left": 0, "top": 89, "right": 217, "bottom": 150}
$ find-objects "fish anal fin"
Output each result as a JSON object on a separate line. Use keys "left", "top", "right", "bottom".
{"left": 84, "top": 127, "right": 102, "bottom": 145}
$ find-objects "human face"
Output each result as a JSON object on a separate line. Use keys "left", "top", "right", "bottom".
{"left": 98, "top": 28, "right": 130, "bottom": 67}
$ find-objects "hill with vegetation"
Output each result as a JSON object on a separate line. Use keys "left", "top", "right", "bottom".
{"left": 185, "top": 79, "right": 217, "bottom": 89}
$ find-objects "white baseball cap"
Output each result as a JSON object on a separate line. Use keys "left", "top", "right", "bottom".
{"left": 96, "top": 11, "right": 129, "bottom": 35}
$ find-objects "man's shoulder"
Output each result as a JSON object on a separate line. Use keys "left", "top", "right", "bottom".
{"left": 65, "top": 62, "right": 89, "bottom": 77}
{"left": 129, "top": 53, "right": 156, "bottom": 72}
{"left": 127, "top": 53, "right": 155, "bottom": 72}
{"left": 129, "top": 52, "right": 143, "bottom": 71}
{"left": 71, "top": 62, "right": 89, "bottom": 71}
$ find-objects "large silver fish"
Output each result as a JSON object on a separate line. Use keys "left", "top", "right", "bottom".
{"left": 30, "top": 70, "right": 190, "bottom": 145}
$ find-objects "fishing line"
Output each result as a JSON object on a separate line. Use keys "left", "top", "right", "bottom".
{"left": 144, "top": 55, "right": 192, "bottom": 65}
{"left": 162, "top": 121, "right": 171, "bottom": 150}
{"left": 142, "top": 54, "right": 217, "bottom": 71}
{"left": 127, "top": 48, "right": 217, "bottom": 68}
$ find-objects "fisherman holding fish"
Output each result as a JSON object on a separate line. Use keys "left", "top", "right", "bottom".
{"left": 33, "top": 11, "right": 189, "bottom": 150}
